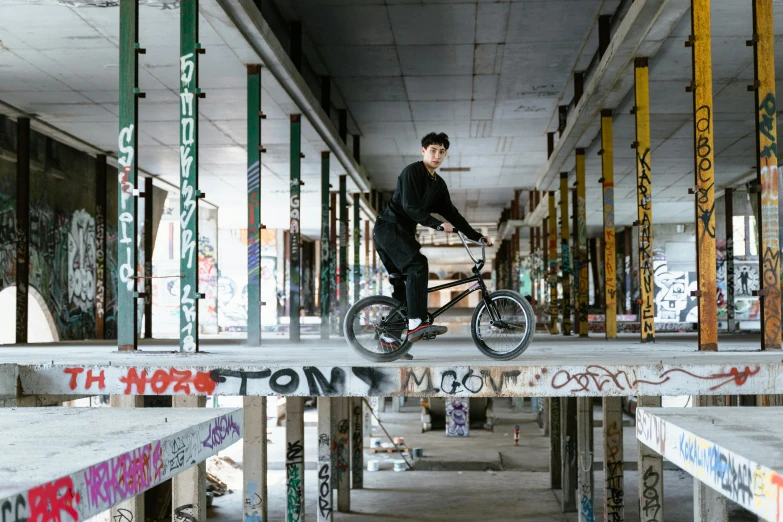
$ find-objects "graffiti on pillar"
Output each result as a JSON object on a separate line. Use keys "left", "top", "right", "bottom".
{"left": 198, "top": 232, "right": 218, "bottom": 328}
{"left": 67, "top": 209, "right": 96, "bottom": 313}
{"left": 118, "top": 124, "right": 135, "bottom": 294}
{"left": 725, "top": 238, "right": 735, "bottom": 324}
{"left": 636, "top": 148, "right": 654, "bottom": 340}
{"left": 317, "top": 433, "right": 333, "bottom": 521}
{"left": 694, "top": 105, "right": 716, "bottom": 241}
{"left": 604, "top": 419, "right": 624, "bottom": 520}
{"left": 174, "top": 504, "right": 197, "bottom": 522}
{"left": 180, "top": 51, "right": 197, "bottom": 351}
{"left": 736, "top": 264, "right": 760, "bottom": 297}
{"left": 335, "top": 419, "right": 350, "bottom": 485}
{"left": 286, "top": 440, "right": 304, "bottom": 521}
{"left": 579, "top": 482, "right": 594, "bottom": 522}
{"left": 758, "top": 92, "right": 781, "bottom": 346}
{"left": 248, "top": 161, "right": 261, "bottom": 285}
{"left": 653, "top": 261, "right": 697, "bottom": 323}
{"left": 445, "top": 397, "right": 469, "bottom": 437}
{"left": 0, "top": 194, "right": 15, "bottom": 289}
{"left": 351, "top": 403, "right": 363, "bottom": 486}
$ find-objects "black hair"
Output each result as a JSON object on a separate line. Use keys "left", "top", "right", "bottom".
{"left": 421, "top": 132, "right": 450, "bottom": 150}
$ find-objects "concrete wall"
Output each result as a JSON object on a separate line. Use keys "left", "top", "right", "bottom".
{"left": 0, "top": 115, "right": 120, "bottom": 340}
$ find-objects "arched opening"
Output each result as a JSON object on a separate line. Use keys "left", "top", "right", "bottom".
{"left": 0, "top": 285, "right": 59, "bottom": 344}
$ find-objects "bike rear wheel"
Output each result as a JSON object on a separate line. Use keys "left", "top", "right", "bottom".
{"left": 470, "top": 290, "right": 535, "bottom": 360}
{"left": 343, "top": 295, "right": 413, "bottom": 362}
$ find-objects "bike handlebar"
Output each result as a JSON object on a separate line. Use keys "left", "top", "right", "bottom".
{"left": 435, "top": 226, "right": 487, "bottom": 265}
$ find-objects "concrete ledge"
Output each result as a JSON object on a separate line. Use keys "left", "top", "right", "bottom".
{"left": 0, "top": 407, "right": 242, "bottom": 522}
{"left": 636, "top": 406, "right": 783, "bottom": 521}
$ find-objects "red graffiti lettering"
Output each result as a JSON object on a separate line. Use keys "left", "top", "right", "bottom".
{"left": 85, "top": 370, "right": 105, "bottom": 390}
{"left": 118, "top": 368, "right": 216, "bottom": 395}
{"left": 28, "top": 477, "right": 80, "bottom": 522}
{"left": 63, "top": 368, "right": 84, "bottom": 391}
{"left": 771, "top": 472, "right": 783, "bottom": 522}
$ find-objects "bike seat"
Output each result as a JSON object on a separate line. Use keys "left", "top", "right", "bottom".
{"left": 389, "top": 273, "right": 408, "bottom": 284}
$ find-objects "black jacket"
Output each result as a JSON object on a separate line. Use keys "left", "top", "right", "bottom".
{"left": 379, "top": 161, "right": 483, "bottom": 242}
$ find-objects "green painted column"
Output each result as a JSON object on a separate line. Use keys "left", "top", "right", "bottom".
{"left": 353, "top": 193, "right": 360, "bottom": 304}
{"left": 15, "top": 117, "right": 29, "bottom": 344}
{"left": 320, "top": 151, "right": 331, "bottom": 340}
{"left": 179, "top": 0, "right": 201, "bottom": 353}
{"left": 339, "top": 175, "right": 348, "bottom": 329}
{"left": 118, "top": 0, "right": 141, "bottom": 351}
{"left": 290, "top": 114, "right": 302, "bottom": 343}
{"left": 247, "top": 64, "right": 263, "bottom": 346}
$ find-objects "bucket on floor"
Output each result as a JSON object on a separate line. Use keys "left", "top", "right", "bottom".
{"left": 393, "top": 436, "right": 405, "bottom": 446}
{"left": 367, "top": 459, "right": 380, "bottom": 472}
{"left": 411, "top": 448, "right": 423, "bottom": 458}
{"left": 393, "top": 460, "right": 407, "bottom": 472}
{"left": 370, "top": 437, "right": 382, "bottom": 448}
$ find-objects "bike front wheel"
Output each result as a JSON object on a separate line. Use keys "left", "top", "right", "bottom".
{"left": 343, "top": 295, "right": 413, "bottom": 362}
{"left": 470, "top": 290, "right": 535, "bottom": 361}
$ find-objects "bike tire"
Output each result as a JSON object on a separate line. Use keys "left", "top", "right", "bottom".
{"left": 470, "top": 290, "right": 535, "bottom": 361}
{"left": 343, "top": 295, "right": 414, "bottom": 363}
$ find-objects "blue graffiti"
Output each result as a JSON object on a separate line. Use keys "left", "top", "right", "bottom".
{"left": 678, "top": 433, "right": 755, "bottom": 504}
{"left": 580, "top": 495, "right": 594, "bottom": 522}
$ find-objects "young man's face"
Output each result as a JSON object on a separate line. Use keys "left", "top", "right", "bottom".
{"left": 421, "top": 143, "right": 447, "bottom": 170}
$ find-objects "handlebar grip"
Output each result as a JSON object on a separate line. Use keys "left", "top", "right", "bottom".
{"left": 435, "top": 225, "right": 444, "bottom": 232}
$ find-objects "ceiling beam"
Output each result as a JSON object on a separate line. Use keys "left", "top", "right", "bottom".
{"left": 536, "top": 0, "right": 690, "bottom": 191}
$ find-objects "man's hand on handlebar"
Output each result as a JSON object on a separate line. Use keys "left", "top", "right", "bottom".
{"left": 439, "top": 222, "right": 454, "bottom": 234}
{"left": 480, "top": 236, "right": 493, "bottom": 246}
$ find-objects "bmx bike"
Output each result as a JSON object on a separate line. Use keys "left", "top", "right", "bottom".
{"left": 343, "top": 232, "right": 535, "bottom": 362}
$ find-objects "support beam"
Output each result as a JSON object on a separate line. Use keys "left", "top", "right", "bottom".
{"left": 15, "top": 117, "right": 29, "bottom": 344}
{"left": 752, "top": 0, "right": 781, "bottom": 350}
{"left": 576, "top": 397, "right": 594, "bottom": 522}
{"left": 601, "top": 109, "right": 617, "bottom": 339}
{"left": 317, "top": 398, "right": 335, "bottom": 522}
{"left": 339, "top": 176, "right": 348, "bottom": 325}
{"left": 320, "top": 152, "right": 331, "bottom": 340}
{"left": 286, "top": 396, "right": 305, "bottom": 522}
{"left": 548, "top": 132, "right": 555, "bottom": 159}
{"left": 353, "top": 193, "right": 361, "bottom": 304}
{"left": 243, "top": 396, "right": 267, "bottom": 522}
{"left": 560, "top": 174, "right": 572, "bottom": 336}
{"left": 330, "top": 192, "right": 337, "bottom": 331}
{"left": 109, "top": 395, "right": 145, "bottom": 522}
{"left": 634, "top": 57, "right": 655, "bottom": 343}
{"left": 637, "top": 396, "right": 663, "bottom": 522}
{"left": 598, "top": 14, "right": 611, "bottom": 58}
{"left": 574, "top": 71, "right": 585, "bottom": 104}
{"left": 351, "top": 397, "right": 363, "bottom": 489}
{"left": 143, "top": 176, "right": 153, "bottom": 338}
{"left": 690, "top": 0, "right": 718, "bottom": 351}
{"left": 692, "top": 395, "right": 728, "bottom": 521}
{"left": 602, "top": 397, "right": 624, "bottom": 521}
{"left": 560, "top": 397, "right": 577, "bottom": 512}
{"left": 118, "top": 0, "right": 140, "bottom": 351}
{"left": 336, "top": 397, "right": 351, "bottom": 512}
{"left": 549, "top": 395, "right": 562, "bottom": 489}
{"left": 172, "top": 395, "right": 207, "bottom": 522}
{"left": 548, "top": 194, "right": 558, "bottom": 334}
{"left": 572, "top": 188, "right": 578, "bottom": 329}
{"left": 290, "top": 114, "right": 302, "bottom": 343}
{"left": 365, "top": 219, "right": 371, "bottom": 297}
{"left": 247, "top": 64, "right": 263, "bottom": 346}
{"left": 94, "top": 154, "right": 107, "bottom": 339}
{"left": 576, "top": 150, "right": 588, "bottom": 336}
{"left": 725, "top": 188, "right": 736, "bottom": 332}
{"left": 179, "top": 0, "right": 200, "bottom": 353}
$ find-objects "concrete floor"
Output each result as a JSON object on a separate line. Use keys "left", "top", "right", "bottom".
{"left": 204, "top": 398, "right": 756, "bottom": 521}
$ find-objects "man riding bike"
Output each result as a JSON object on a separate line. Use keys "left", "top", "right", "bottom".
{"left": 373, "top": 132, "right": 492, "bottom": 354}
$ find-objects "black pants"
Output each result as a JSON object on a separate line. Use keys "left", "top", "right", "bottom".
{"left": 373, "top": 220, "right": 428, "bottom": 320}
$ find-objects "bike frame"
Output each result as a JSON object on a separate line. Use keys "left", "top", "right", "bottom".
{"left": 383, "top": 233, "right": 502, "bottom": 324}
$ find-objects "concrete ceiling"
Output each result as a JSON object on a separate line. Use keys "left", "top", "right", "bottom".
{"left": 0, "top": 0, "right": 780, "bottom": 243}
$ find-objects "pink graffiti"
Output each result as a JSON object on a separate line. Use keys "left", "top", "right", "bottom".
{"left": 83, "top": 441, "right": 163, "bottom": 510}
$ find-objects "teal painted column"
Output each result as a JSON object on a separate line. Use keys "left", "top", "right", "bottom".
{"left": 247, "top": 64, "right": 263, "bottom": 346}
{"left": 353, "top": 193, "right": 360, "bottom": 304}
{"left": 320, "top": 151, "right": 331, "bottom": 340}
{"left": 118, "top": 0, "right": 141, "bottom": 351}
{"left": 290, "top": 114, "right": 302, "bottom": 342}
{"left": 339, "top": 175, "right": 348, "bottom": 329}
{"left": 179, "top": 0, "right": 201, "bottom": 353}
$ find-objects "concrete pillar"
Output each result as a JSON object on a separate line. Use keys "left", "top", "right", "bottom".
{"left": 95, "top": 154, "right": 107, "bottom": 339}
{"left": 602, "top": 397, "right": 623, "bottom": 521}
{"left": 353, "top": 193, "right": 361, "bottom": 304}
{"left": 560, "top": 174, "right": 572, "bottom": 336}
{"left": 548, "top": 193, "right": 559, "bottom": 334}
{"left": 172, "top": 395, "right": 207, "bottom": 522}
{"left": 561, "top": 397, "right": 577, "bottom": 512}
{"left": 576, "top": 397, "right": 594, "bottom": 522}
{"left": 600, "top": 110, "right": 617, "bottom": 339}
{"left": 110, "top": 395, "right": 145, "bottom": 522}
{"left": 351, "top": 397, "right": 364, "bottom": 489}
{"left": 143, "top": 176, "right": 153, "bottom": 338}
{"left": 247, "top": 64, "right": 263, "bottom": 347}
{"left": 320, "top": 152, "right": 331, "bottom": 340}
{"left": 692, "top": 395, "right": 728, "bottom": 521}
{"left": 637, "top": 396, "right": 662, "bottom": 522}
{"left": 290, "top": 114, "right": 302, "bottom": 343}
{"left": 339, "top": 176, "right": 348, "bottom": 327}
{"left": 15, "top": 116, "right": 29, "bottom": 344}
{"left": 576, "top": 150, "right": 589, "bottom": 336}
{"left": 317, "top": 398, "right": 335, "bottom": 522}
{"left": 549, "top": 396, "right": 562, "bottom": 489}
{"left": 335, "top": 397, "right": 351, "bottom": 512}
{"left": 286, "top": 396, "right": 305, "bottom": 522}
{"left": 243, "top": 396, "right": 267, "bottom": 522}
{"left": 725, "top": 188, "right": 736, "bottom": 332}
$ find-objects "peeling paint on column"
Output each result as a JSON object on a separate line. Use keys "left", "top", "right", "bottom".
{"left": 601, "top": 110, "right": 617, "bottom": 339}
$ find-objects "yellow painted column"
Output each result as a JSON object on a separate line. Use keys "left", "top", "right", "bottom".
{"left": 560, "top": 174, "right": 572, "bottom": 335}
{"left": 600, "top": 109, "right": 617, "bottom": 339}
{"left": 576, "top": 150, "right": 589, "bottom": 336}
{"left": 548, "top": 192, "right": 559, "bottom": 335}
{"left": 753, "top": 0, "right": 781, "bottom": 350}
{"left": 634, "top": 57, "right": 655, "bottom": 343}
{"left": 690, "top": 0, "right": 718, "bottom": 351}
